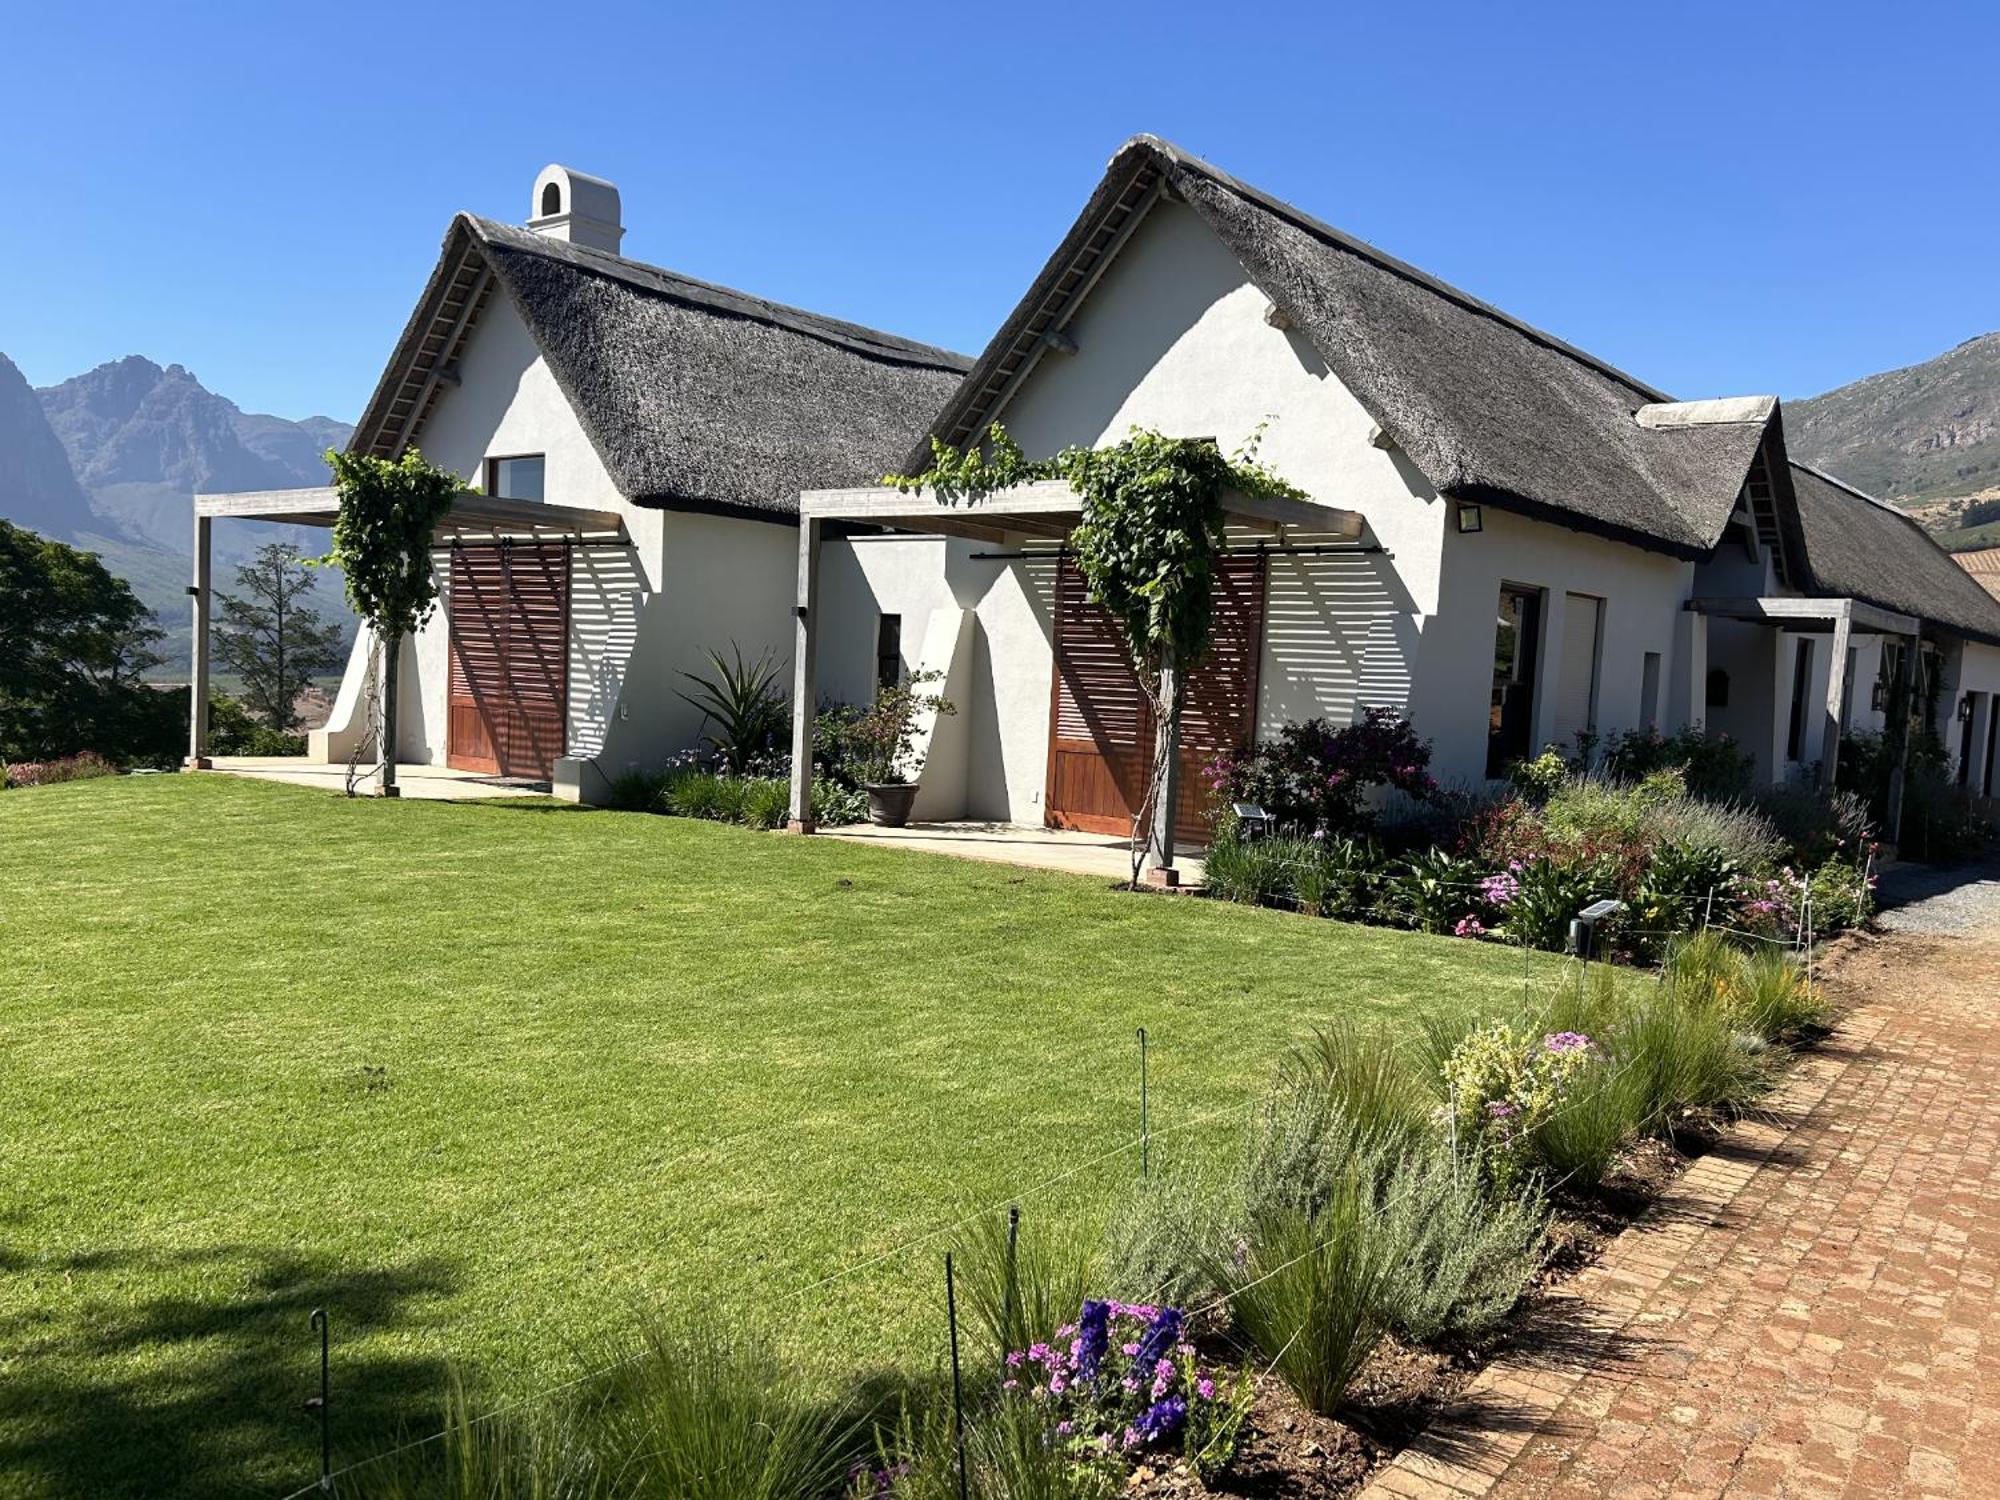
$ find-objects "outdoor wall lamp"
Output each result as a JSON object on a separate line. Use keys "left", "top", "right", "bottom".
{"left": 1455, "top": 503, "right": 1483, "bottom": 534}
{"left": 1870, "top": 681, "right": 1887, "bottom": 712}
{"left": 1959, "top": 694, "right": 1976, "bottom": 723}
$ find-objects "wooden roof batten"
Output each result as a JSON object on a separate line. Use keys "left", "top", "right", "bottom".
{"left": 800, "top": 479, "right": 1365, "bottom": 543}
{"left": 192, "top": 486, "right": 628, "bottom": 541}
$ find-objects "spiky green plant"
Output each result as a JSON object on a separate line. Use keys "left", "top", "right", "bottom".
{"left": 676, "top": 645, "right": 787, "bottom": 772}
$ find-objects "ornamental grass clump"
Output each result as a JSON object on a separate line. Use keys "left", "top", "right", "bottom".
{"left": 1213, "top": 1169, "right": 1393, "bottom": 1415}
{"left": 952, "top": 1210, "right": 1096, "bottom": 1372}
{"left": 1729, "top": 947, "right": 1826, "bottom": 1040}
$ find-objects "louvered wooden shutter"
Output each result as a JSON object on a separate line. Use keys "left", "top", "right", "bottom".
{"left": 447, "top": 544, "right": 570, "bottom": 778}
{"left": 1046, "top": 553, "right": 1265, "bottom": 841}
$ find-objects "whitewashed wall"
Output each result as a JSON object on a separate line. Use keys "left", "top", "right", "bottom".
{"left": 818, "top": 198, "right": 1703, "bottom": 818}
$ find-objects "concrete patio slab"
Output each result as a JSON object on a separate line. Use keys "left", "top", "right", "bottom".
{"left": 201, "top": 757, "right": 550, "bottom": 801}
{"left": 822, "top": 819, "right": 1206, "bottom": 885}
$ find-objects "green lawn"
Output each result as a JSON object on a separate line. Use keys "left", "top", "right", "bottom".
{"left": 0, "top": 776, "right": 1566, "bottom": 1499}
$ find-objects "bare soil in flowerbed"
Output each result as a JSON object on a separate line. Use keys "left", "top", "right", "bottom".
{"left": 1125, "top": 1121, "right": 1732, "bottom": 1498}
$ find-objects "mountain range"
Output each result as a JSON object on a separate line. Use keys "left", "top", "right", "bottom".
{"left": 1786, "top": 331, "right": 2000, "bottom": 536}
{"left": 3, "top": 326, "right": 1998, "bottom": 674}
{"left": 0, "top": 353, "right": 354, "bottom": 671}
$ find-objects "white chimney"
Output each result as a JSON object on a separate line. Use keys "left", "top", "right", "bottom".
{"left": 527, "top": 165, "right": 623, "bottom": 255}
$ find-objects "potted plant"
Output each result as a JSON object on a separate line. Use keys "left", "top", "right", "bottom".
{"left": 839, "top": 670, "right": 955, "bottom": 826}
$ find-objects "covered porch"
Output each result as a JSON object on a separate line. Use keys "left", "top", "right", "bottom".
{"left": 785, "top": 478, "right": 1366, "bottom": 878}
{"left": 1688, "top": 594, "right": 1922, "bottom": 837}
{"left": 186, "top": 485, "right": 626, "bottom": 792}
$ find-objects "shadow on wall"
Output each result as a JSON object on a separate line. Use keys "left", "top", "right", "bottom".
{"left": 1261, "top": 543, "right": 1420, "bottom": 733}
{"left": 0, "top": 1240, "right": 459, "bottom": 1500}
{"left": 568, "top": 545, "right": 646, "bottom": 761}
{"left": 962, "top": 550, "right": 1061, "bottom": 823}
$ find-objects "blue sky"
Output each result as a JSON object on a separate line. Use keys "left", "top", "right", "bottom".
{"left": 2, "top": 1, "right": 1994, "bottom": 420}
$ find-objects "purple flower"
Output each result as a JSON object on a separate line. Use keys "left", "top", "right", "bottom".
{"left": 1197, "top": 1377, "right": 1216, "bottom": 1399}
{"left": 1132, "top": 1394, "right": 1189, "bottom": 1443}
{"left": 1544, "top": 1031, "right": 1593, "bottom": 1055}
{"left": 1074, "top": 1298, "right": 1111, "bottom": 1381}
{"left": 1485, "top": 1099, "right": 1519, "bottom": 1119}
{"left": 1133, "top": 1307, "right": 1184, "bottom": 1371}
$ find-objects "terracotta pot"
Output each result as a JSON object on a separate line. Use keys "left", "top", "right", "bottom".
{"left": 863, "top": 782, "right": 919, "bottom": 827}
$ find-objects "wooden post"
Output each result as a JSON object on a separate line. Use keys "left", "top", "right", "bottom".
{"left": 1146, "top": 642, "right": 1183, "bottom": 881}
{"left": 186, "top": 512, "right": 213, "bottom": 768}
{"left": 378, "top": 630, "right": 402, "bottom": 798}
{"left": 1885, "top": 631, "right": 1916, "bottom": 846}
{"left": 1819, "top": 601, "right": 1852, "bottom": 788}
{"left": 787, "top": 516, "right": 822, "bottom": 832}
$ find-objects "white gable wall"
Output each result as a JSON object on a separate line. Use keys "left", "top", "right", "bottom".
{"left": 320, "top": 292, "right": 686, "bottom": 790}
{"left": 820, "top": 198, "right": 1711, "bottom": 819}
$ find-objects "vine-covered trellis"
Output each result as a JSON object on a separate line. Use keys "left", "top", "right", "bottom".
{"left": 320, "top": 449, "right": 460, "bottom": 797}
{"left": 888, "top": 423, "right": 1304, "bottom": 884}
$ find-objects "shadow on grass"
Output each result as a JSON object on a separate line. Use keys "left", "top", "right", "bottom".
{"left": 0, "top": 1244, "right": 459, "bottom": 1500}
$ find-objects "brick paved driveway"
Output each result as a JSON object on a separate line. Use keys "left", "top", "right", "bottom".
{"left": 1367, "top": 927, "right": 2000, "bottom": 1500}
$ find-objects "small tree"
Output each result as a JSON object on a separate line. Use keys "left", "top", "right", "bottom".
{"left": 321, "top": 450, "right": 459, "bottom": 796}
{"left": 216, "top": 541, "right": 348, "bottom": 732}
{"left": 888, "top": 424, "right": 1303, "bottom": 884}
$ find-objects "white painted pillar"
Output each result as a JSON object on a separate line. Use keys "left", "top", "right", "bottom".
{"left": 1684, "top": 609, "right": 1708, "bottom": 731}
{"left": 186, "top": 512, "right": 212, "bottom": 768}
{"left": 787, "top": 516, "right": 822, "bottom": 832}
{"left": 1819, "top": 603, "right": 1852, "bottom": 788}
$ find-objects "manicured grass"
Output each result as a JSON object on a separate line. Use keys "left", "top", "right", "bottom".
{"left": 0, "top": 776, "right": 1571, "bottom": 1498}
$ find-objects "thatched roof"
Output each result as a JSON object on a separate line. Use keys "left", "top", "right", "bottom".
{"left": 921, "top": 135, "right": 1774, "bottom": 558}
{"left": 353, "top": 215, "right": 969, "bottom": 520}
{"left": 922, "top": 134, "right": 2000, "bottom": 641}
{"left": 1790, "top": 465, "right": 2000, "bottom": 645}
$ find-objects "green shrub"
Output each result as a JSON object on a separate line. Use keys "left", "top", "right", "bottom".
{"left": 1618, "top": 981, "right": 1761, "bottom": 1131}
{"left": 811, "top": 777, "right": 869, "bottom": 827}
{"left": 1629, "top": 836, "right": 1736, "bottom": 952}
{"left": 604, "top": 768, "right": 665, "bottom": 812}
{"left": 1200, "top": 830, "right": 1299, "bottom": 907}
{"left": 739, "top": 777, "right": 791, "bottom": 830}
{"left": 1529, "top": 1046, "right": 1651, "bottom": 1186}
{"left": 1100, "top": 1160, "right": 1233, "bottom": 1309}
{"left": 1806, "top": 857, "right": 1873, "bottom": 934}
{"left": 1370, "top": 1137, "right": 1548, "bottom": 1344}
{"left": 1497, "top": 855, "right": 1613, "bottom": 951}
{"left": 1384, "top": 848, "right": 1482, "bottom": 933}
{"left": 1212, "top": 1176, "right": 1390, "bottom": 1415}
{"left": 1601, "top": 725, "right": 1756, "bottom": 800}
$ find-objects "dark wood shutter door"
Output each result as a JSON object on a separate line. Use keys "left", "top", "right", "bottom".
{"left": 1046, "top": 553, "right": 1265, "bottom": 842}
{"left": 447, "top": 544, "right": 570, "bottom": 778}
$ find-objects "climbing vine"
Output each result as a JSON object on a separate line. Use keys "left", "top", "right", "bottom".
{"left": 887, "top": 423, "right": 1305, "bottom": 879}
{"left": 321, "top": 448, "right": 460, "bottom": 794}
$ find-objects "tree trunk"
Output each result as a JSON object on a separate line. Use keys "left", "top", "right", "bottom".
{"left": 379, "top": 629, "right": 402, "bottom": 798}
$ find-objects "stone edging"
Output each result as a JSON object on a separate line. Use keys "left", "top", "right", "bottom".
{"left": 1358, "top": 1000, "right": 1892, "bottom": 1500}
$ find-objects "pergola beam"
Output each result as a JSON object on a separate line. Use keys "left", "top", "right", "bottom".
{"left": 799, "top": 480, "right": 1366, "bottom": 542}
{"left": 1686, "top": 595, "right": 1921, "bottom": 636}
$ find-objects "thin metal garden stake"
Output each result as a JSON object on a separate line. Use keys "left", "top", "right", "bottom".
{"left": 1703, "top": 886, "right": 1716, "bottom": 928}
{"left": 1136, "top": 1027, "right": 1150, "bottom": 1180}
{"left": 999, "top": 1204, "right": 1021, "bottom": 1380}
{"left": 945, "top": 1253, "right": 970, "bottom": 1500}
{"left": 306, "top": 1307, "right": 331, "bottom": 1492}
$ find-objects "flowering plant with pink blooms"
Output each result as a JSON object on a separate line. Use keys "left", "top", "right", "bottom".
{"left": 1207, "top": 708, "right": 1437, "bottom": 836}
{"left": 1002, "top": 1299, "right": 1252, "bottom": 1481}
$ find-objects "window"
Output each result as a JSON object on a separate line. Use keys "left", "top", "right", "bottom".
{"left": 1640, "top": 651, "right": 1662, "bottom": 731}
{"left": 1486, "top": 585, "right": 1542, "bottom": 777}
{"left": 1551, "top": 593, "right": 1603, "bottom": 752}
{"left": 1785, "top": 637, "right": 1815, "bottom": 762}
{"left": 875, "top": 614, "right": 902, "bottom": 690}
{"left": 1706, "top": 670, "right": 1730, "bottom": 709}
{"left": 1959, "top": 692, "right": 1980, "bottom": 787}
{"left": 486, "top": 455, "right": 545, "bottom": 502}
{"left": 1985, "top": 705, "right": 1998, "bottom": 798}
{"left": 1841, "top": 648, "right": 1857, "bottom": 731}
{"left": 541, "top": 181, "right": 562, "bottom": 216}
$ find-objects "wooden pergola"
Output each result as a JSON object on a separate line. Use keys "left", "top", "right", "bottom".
{"left": 784, "top": 480, "right": 1367, "bottom": 879}
{"left": 187, "top": 486, "right": 625, "bottom": 790}
{"left": 1687, "top": 594, "right": 1922, "bottom": 840}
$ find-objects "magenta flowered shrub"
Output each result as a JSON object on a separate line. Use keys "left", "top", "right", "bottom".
{"left": 1206, "top": 708, "right": 1437, "bottom": 835}
{"left": 3, "top": 752, "right": 117, "bottom": 789}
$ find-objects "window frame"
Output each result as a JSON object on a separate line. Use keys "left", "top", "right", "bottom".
{"left": 485, "top": 454, "right": 547, "bottom": 503}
